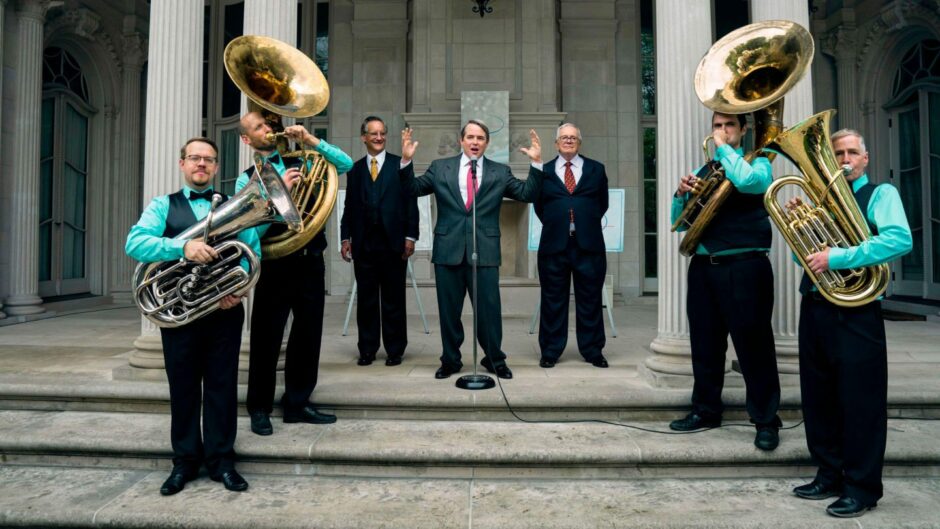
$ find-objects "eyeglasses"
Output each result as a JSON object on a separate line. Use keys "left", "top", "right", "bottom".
{"left": 183, "top": 155, "right": 218, "bottom": 165}
{"left": 557, "top": 136, "right": 580, "bottom": 143}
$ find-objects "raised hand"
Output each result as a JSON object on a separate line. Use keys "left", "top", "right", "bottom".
{"left": 401, "top": 127, "right": 419, "bottom": 162}
{"left": 518, "top": 129, "right": 542, "bottom": 163}
{"left": 284, "top": 125, "right": 320, "bottom": 148}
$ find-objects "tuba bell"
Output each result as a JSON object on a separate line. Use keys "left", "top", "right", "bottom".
{"left": 763, "top": 110, "right": 890, "bottom": 307}
{"left": 224, "top": 35, "right": 339, "bottom": 259}
{"left": 133, "top": 162, "right": 302, "bottom": 327}
{"left": 672, "top": 20, "right": 814, "bottom": 256}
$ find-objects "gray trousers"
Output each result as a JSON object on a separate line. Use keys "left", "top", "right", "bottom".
{"left": 434, "top": 262, "right": 506, "bottom": 369}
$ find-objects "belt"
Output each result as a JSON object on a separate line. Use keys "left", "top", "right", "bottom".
{"left": 694, "top": 250, "right": 768, "bottom": 265}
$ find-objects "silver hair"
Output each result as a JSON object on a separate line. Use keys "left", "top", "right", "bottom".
{"left": 831, "top": 128, "right": 867, "bottom": 154}
{"left": 555, "top": 123, "right": 582, "bottom": 141}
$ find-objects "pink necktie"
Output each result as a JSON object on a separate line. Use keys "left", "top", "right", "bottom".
{"left": 465, "top": 160, "right": 478, "bottom": 210}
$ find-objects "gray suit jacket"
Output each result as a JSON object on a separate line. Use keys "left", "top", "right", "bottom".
{"left": 400, "top": 155, "right": 543, "bottom": 266}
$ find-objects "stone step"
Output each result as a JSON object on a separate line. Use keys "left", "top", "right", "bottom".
{"left": 1, "top": 465, "right": 939, "bottom": 528}
{"left": 1, "top": 410, "right": 939, "bottom": 479}
{"left": 3, "top": 370, "right": 940, "bottom": 421}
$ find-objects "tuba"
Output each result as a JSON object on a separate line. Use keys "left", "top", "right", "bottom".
{"left": 224, "top": 35, "right": 338, "bottom": 259}
{"left": 133, "top": 162, "right": 302, "bottom": 327}
{"left": 763, "top": 110, "right": 890, "bottom": 307}
{"left": 672, "top": 20, "right": 814, "bottom": 256}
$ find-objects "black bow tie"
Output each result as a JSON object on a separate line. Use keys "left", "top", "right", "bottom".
{"left": 189, "top": 190, "right": 214, "bottom": 201}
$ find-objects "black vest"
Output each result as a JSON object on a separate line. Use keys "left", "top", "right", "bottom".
{"left": 162, "top": 190, "right": 229, "bottom": 238}
{"left": 697, "top": 179, "right": 772, "bottom": 253}
{"left": 799, "top": 183, "right": 879, "bottom": 294}
{"left": 241, "top": 158, "right": 328, "bottom": 256}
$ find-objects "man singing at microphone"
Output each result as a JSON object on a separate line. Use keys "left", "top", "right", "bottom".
{"left": 398, "top": 120, "right": 544, "bottom": 380}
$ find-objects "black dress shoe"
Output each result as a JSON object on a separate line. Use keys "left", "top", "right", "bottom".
{"left": 668, "top": 412, "right": 721, "bottom": 431}
{"left": 160, "top": 469, "right": 196, "bottom": 496}
{"left": 357, "top": 355, "right": 375, "bottom": 366}
{"left": 590, "top": 355, "right": 609, "bottom": 368}
{"left": 211, "top": 470, "right": 249, "bottom": 492}
{"left": 826, "top": 496, "right": 876, "bottom": 518}
{"left": 793, "top": 480, "right": 842, "bottom": 500}
{"left": 480, "top": 358, "right": 513, "bottom": 379}
{"left": 435, "top": 365, "right": 458, "bottom": 379}
{"left": 754, "top": 425, "right": 779, "bottom": 451}
{"left": 249, "top": 411, "right": 273, "bottom": 436}
{"left": 283, "top": 405, "right": 337, "bottom": 424}
{"left": 539, "top": 357, "right": 556, "bottom": 368}
{"left": 385, "top": 356, "right": 403, "bottom": 366}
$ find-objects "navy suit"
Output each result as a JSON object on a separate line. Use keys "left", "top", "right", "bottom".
{"left": 534, "top": 156, "right": 609, "bottom": 362}
{"left": 400, "top": 155, "right": 543, "bottom": 369}
{"left": 340, "top": 152, "right": 419, "bottom": 361}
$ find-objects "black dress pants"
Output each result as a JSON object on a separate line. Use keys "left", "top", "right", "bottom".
{"left": 686, "top": 254, "right": 780, "bottom": 425}
{"left": 799, "top": 295, "right": 887, "bottom": 504}
{"left": 537, "top": 237, "right": 607, "bottom": 362}
{"left": 160, "top": 304, "right": 243, "bottom": 476}
{"left": 247, "top": 251, "right": 325, "bottom": 414}
{"left": 434, "top": 262, "right": 505, "bottom": 370}
{"left": 354, "top": 247, "right": 408, "bottom": 360}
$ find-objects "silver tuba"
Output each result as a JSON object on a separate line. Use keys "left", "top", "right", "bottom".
{"left": 133, "top": 160, "right": 302, "bottom": 327}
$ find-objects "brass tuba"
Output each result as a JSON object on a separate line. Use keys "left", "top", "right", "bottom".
{"left": 133, "top": 162, "right": 302, "bottom": 327}
{"left": 224, "top": 35, "right": 338, "bottom": 259}
{"left": 763, "top": 110, "right": 890, "bottom": 307}
{"left": 672, "top": 20, "right": 814, "bottom": 256}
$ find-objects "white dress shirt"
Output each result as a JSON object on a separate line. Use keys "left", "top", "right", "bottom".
{"left": 555, "top": 154, "right": 583, "bottom": 186}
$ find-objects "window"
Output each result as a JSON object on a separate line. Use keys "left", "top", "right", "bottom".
{"left": 40, "top": 47, "right": 93, "bottom": 297}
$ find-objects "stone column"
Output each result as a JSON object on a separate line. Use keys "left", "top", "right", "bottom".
{"left": 0, "top": 0, "right": 6, "bottom": 319}
{"left": 233, "top": 0, "right": 298, "bottom": 371}
{"left": 3, "top": 1, "right": 61, "bottom": 316}
{"left": 238, "top": 0, "right": 297, "bottom": 170}
{"left": 110, "top": 25, "right": 146, "bottom": 298}
{"left": 752, "top": 2, "right": 815, "bottom": 374}
{"left": 642, "top": 0, "right": 712, "bottom": 384}
{"left": 821, "top": 24, "right": 859, "bottom": 131}
{"left": 129, "top": 0, "right": 204, "bottom": 370}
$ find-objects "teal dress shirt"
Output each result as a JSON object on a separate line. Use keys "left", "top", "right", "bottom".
{"left": 827, "top": 174, "right": 913, "bottom": 270}
{"left": 670, "top": 144, "right": 773, "bottom": 255}
{"left": 125, "top": 185, "right": 261, "bottom": 268}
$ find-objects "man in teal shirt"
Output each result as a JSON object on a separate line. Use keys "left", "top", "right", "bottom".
{"left": 789, "top": 129, "right": 912, "bottom": 518}
{"left": 126, "top": 137, "right": 257, "bottom": 495}
{"left": 668, "top": 112, "right": 782, "bottom": 452}
{"left": 236, "top": 112, "right": 353, "bottom": 436}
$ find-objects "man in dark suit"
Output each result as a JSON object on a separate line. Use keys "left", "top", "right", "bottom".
{"left": 399, "top": 120, "right": 544, "bottom": 379}
{"left": 534, "top": 123, "right": 609, "bottom": 369}
{"left": 340, "top": 116, "right": 419, "bottom": 367}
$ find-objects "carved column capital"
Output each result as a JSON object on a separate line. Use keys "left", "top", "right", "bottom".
{"left": 16, "top": 0, "right": 62, "bottom": 22}
{"left": 821, "top": 24, "right": 857, "bottom": 61}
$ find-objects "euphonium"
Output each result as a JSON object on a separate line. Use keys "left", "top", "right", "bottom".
{"left": 224, "top": 35, "right": 338, "bottom": 259}
{"left": 763, "top": 110, "right": 889, "bottom": 307}
{"left": 133, "top": 162, "right": 302, "bottom": 327}
{"left": 672, "top": 20, "right": 814, "bottom": 256}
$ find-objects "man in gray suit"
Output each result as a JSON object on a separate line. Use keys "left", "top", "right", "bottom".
{"left": 399, "top": 120, "right": 544, "bottom": 379}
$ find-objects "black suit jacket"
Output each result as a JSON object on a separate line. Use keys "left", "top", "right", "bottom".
{"left": 534, "top": 156, "right": 609, "bottom": 255}
{"left": 341, "top": 152, "right": 419, "bottom": 252}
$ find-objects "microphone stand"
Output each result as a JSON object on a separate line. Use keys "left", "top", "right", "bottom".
{"left": 457, "top": 157, "right": 495, "bottom": 391}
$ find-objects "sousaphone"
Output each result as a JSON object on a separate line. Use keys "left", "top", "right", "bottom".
{"left": 224, "top": 35, "right": 338, "bottom": 259}
{"left": 672, "top": 20, "right": 814, "bottom": 256}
